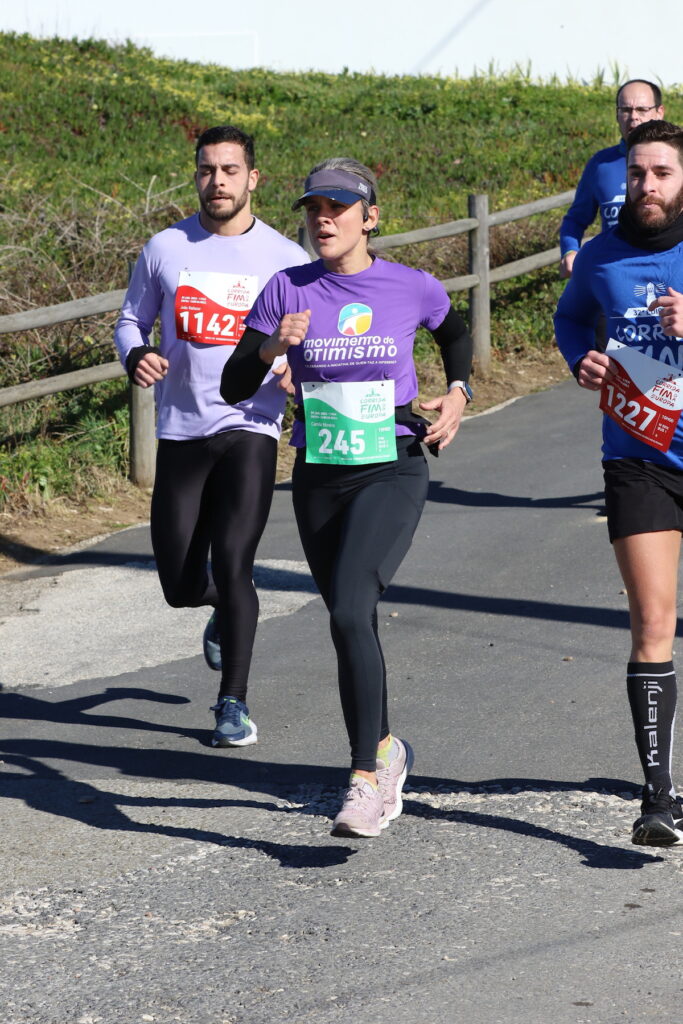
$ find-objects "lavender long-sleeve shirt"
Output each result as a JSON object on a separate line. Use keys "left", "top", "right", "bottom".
{"left": 115, "top": 214, "right": 309, "bottom": 439}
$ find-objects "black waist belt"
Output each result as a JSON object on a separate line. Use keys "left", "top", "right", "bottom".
{"left": 293, "top": 401, "right": 439, "bottom": 456}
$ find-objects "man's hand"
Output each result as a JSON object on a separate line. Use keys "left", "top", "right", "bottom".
{"left": 576, "top": 349, "right": 617, "bottom": 391}
{"left": 560, "top": 251, "right": 577, "bottom": 279}
{"left": 259, "top": 310, "right": 311, "bottom": 364}
{"left": 134, "top": 351, "right": 169, "bottom": 388}
{"left": 419, "top": 389, "right": 467, "bottom": 451}
{"left": 650, "top": 286, "right": 683, "bottom": 337}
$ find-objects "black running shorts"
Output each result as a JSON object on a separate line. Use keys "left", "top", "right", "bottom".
{"left": 603, "top": 457, "right": 683, "bottom": 542}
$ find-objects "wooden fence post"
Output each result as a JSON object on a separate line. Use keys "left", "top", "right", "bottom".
{"left": 129, "top": 375, "right": 156, "bottom": 488}
{"left": 127, "top": 261, "right": 156, "bottom": 488}
{"left": 468, "top": 193, "right": 491, "bottom": 375}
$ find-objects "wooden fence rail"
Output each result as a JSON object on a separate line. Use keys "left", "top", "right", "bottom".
{"left": 0, "top": 187, "right": 576, "bottom": 487}
{"left": 0, "top": 290, "right": 127, "bottom": 335}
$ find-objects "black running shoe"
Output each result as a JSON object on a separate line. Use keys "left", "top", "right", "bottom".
{"left": 632, "top": 787, "right": 683, "bottom": 847}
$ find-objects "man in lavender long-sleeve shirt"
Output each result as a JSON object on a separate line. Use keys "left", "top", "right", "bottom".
{"left": 115, "top": 125, "right": 308, "bottom": 748}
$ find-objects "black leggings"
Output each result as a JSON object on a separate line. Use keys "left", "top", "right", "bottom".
{"left": 151, "top": 429, "right": 277, "bottom": 701}
{"left": 292, "top": 436, "right": 429, "bottom": 770}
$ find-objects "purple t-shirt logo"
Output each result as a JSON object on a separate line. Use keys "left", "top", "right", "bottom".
{"left": 338, "top": 302, "right": 373, "bottom": 336}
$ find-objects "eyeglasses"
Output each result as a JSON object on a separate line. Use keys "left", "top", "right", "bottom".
{"left": 616, "top": 105, "right": 658, "bottom": 115}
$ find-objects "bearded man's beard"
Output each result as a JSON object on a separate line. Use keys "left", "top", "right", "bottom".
{"left": 627, "top": 184, "right": 683, "bottom": 235}
{"left": 199, "top": 183, "right": 250, "bottom": 223}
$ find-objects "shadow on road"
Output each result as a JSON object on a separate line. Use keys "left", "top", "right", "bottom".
{"left": 0, "top": 533, "right": 157, "bottom": 573}
{"left": 0, "top": 750, "right": 357, "bottom": 869}
{"left": 427, "top": 481, "right": 605, "bottom": 510}
{"left": 1, "top": 686, "right": 206, "bottom": 742}
{"left": 404, "top": 793, "right": 658, "bottom": 871}
{"left": 386, "top": 584, "right": 639, "bottom": 631}
{"left": 0, "top": 685, "right": 659, "bottom": 872}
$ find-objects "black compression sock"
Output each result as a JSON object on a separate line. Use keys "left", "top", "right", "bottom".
{"left": 626, "top": 661, "right": 677, "bottom": 796}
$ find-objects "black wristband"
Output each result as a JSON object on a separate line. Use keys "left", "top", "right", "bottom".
{"left": 125, "top": 345, "right": 161, "bottom": 383}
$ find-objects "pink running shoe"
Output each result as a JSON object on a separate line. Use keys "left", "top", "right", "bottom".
{"left": 331, "top": 776, "right": 385, "bottom": 838}
{"left": 376, "top": 738, "right": 414, "bottom": 828}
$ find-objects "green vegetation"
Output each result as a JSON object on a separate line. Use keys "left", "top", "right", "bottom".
{"left": 1, "top": 32, "right": 682, "bottom": 510}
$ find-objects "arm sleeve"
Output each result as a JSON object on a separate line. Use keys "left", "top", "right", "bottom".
{"left": 222, "top": 271, "right": 290, "bottom": 402}
{"left": 430, "top": 306, "right": 473, "bottom": 383}
{"left": 417, "top": 271, "right": 473, "bottom": 383}
{"left": 220, "top": 328, "right": 271, "bottom": 405}
{"left": 114, "top": 249, "right": 163, "bottom": 366}
{"left": 559, "top": 156, "right": 600, "bottom": 256}
{"left": 553, "top": 247, "right": 601, "bottom": 373}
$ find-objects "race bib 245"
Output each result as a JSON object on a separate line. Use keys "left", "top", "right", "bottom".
{"left": 302, "top": 380, "right": 397, "bottom": 465}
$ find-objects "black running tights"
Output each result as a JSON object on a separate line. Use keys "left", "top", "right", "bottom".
{"left": 150, "top": 429, "right": 277, "bottom": 701}
{"left": 292, "top": 437, "right": 429, "bottom": 770}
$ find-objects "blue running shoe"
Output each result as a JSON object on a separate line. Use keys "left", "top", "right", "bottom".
{"left": 203, "top": 610, "right": 221, "bottom": 671}
{"left": 210, "top": 697, "right": 258, "bottom": 747}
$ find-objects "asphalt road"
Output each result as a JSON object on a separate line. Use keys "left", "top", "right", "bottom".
{"left": 2, "top": 381, "right": 683, "bottom": 1024}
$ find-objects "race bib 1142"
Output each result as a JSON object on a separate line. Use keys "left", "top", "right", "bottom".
{"left": 600, "top": 339, "right": 683, "bottom": 452}
{"left": 174, "top": 271, "right": 258, "bottom": 345}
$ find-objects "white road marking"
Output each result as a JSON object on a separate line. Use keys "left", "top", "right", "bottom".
{"left": 0, "top": 559, "right": 317, "bottom": 689}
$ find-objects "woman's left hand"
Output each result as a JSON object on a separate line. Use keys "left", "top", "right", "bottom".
{"left": 419, "top": 389, "right": 467, "bottom": 451}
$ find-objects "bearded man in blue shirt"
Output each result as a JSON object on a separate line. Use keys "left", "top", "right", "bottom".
{"left": 555, "top": 119, "right": 683, "bottom": 847}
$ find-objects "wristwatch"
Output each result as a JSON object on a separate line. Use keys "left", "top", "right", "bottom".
{"left": 448, "top": 380, "right": 473, "bottom": 403}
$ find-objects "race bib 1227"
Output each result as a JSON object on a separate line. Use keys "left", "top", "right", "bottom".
{"left": 600, "top": 339, "right": 683, "bottom": 452}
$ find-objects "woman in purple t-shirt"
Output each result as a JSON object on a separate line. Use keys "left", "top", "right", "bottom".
{"left": 222, "top": 158, "right": 473, "bottom": 838}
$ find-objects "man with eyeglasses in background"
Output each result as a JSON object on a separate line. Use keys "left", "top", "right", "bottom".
{"left": 559, "top": 80, "right": 665, "bottom": 280}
